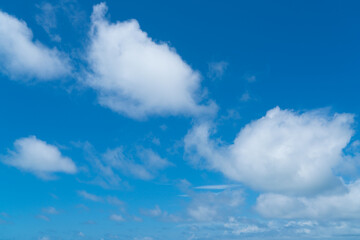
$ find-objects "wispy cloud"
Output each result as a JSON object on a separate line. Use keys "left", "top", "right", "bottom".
{"left": 78, "top": 190, "right": 103, "bottom": 202}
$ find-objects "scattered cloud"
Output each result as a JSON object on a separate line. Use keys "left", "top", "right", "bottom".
{"left": 37, "top": 215, "right": 50, "bottom": 221}
{"left": 185, "top": 107, "right": 354, "bottom": 195}
{"left": 39, "top": 237, "right": 50, "bottom": 240}
{"left": 194, "top": 185, "right": 239, "bottom": 190}
{"left": 109, "top": 214, "right": 125, "bottom": 222}
{"left": 84, "top": 2, "right": 216, "bottom": 119}
{"left": 0, "top": 10, "right": 71, "bottom": 80}
{"left": 244, "top": 74, "right": 256, "bottom": 83}
{"left": 101, "top": 147, "right": 172, "bottom": 181}
{"left": 256, "top": 179, "right": 360, "bottom": 219}
{"left": 78, "top": 190, "right": 103, "bottom": 202}
{"left": 42, "top": 207, "right": 59, "bottom": 215}
{"left": 224, "top": 217, "right": 265, "bottom": 235}
{"left": 240, "top": 92, "right": 251, "bottom": 102}
{"left": 82, "top": 142, "right": 172, "bottom": 188}
{"left": 187, "top": 189, "right": 244, "bottom": 222}
{"left": 207, "top": 61, "right": 228, "bottom": 80}
{"left": 107, "top": 196, "right": 124, "bottom": 206}
{"left": 36, "top": 2, "right": 61, "bottom": 42}
{"left": 141, "top": 205, "right": 181, "bottom": 222}
{"left": 1, "top": 136, "right": 76, "bottom": 179}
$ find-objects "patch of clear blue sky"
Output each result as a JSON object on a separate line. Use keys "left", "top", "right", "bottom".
{"left": 1, "top": 0, "right": 360, "bottom": 239}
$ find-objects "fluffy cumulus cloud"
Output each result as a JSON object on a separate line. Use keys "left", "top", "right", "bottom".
{"left": 255, "top": 179, "right": 360, "bottom": 219}
{"left": 185, "top": 107, "right": 354, "bottom": 195}
{"left": 1, "top": 136, "right": 76, "bottom": 179}
{"left": 85, "top": 2, "right": 215, "bottom": 118}
{"left": 0, "top": 10, "right": 70, "bottom": 80}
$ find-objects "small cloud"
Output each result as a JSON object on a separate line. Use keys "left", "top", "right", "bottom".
{"left": 178, "top": 194, "right": 190, "bottom": 198}
{"left": 243, "top": 74, "right": 256, "bottom": 83}
{"left": 194, "top": 185, "right": 239, "bottom": 190}
{"left": 78, "top": 190, "right": 103, "bottom": 202}
{"left": 160, "top": 125, "right": 167, "bottom": 131}
{"left": 0, "top": 9, "right": 71, "bottom": 80}
{"left": 39, "top": 237, "right": 50, "bottom": 240}
{"left": 82, "top": 220, "right": 96, "bottom": 225}
{"left": 224, "top": 217, "right": 265, "bottom": 235}
{"left": 152, "top": 137, "right": 160, "bottom": 146}
{"left": 143, "top": 205, "right": 162, "bottom": 217}
{"left": 110, "top": 214, "right": 125, "bottom": 222}
{"left": 78, "top": 232, "right": 85, "bottom": 237}
{"left": 141, "top": 205, "right": 180, "bottom": 222}
{"left": 1, "top": 136, "right": 76, "bottom": 179}
{"left": 50, "top": 193, "right": 58, "bottom": 199}
{"left": 208, "top": 61, "right": 228, "bottom": 80}
{"left": 35, "top": 2, "right": 61, "bottom": 42}
{"left": 37, "top": 215, "right": 50, "bottom": 222}
{"left": 107, "top": 196, "right": 124, "bottom": 206}
{"left": 133, "top": 216, "right": 143, "bottom": 222}
{"left": 76, "top": 204, "right": 89, "bottom": 211}
{"left": 188, "top": 206, "right": 216, "bottom": 222}
{"left": 42, "top": 207, "right": 59, "bottom": 215}
{"left": 240, "top": 92, "right": 251, "bottom": 102}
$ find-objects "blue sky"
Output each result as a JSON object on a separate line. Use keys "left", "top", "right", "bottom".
{"left": 1, "top": 0, "right": 360, "bottom": 239}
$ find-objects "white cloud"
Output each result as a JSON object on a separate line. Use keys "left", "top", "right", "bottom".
{"left": 85, "top": 2, "right": 216, "bottom": 119}
{"left": 110, "top": 214, "right": 124, "bottom": 222}
{"left": 145, "top": 205, "right": 162, "bottom": 217}
{"left": 1, "top": 136, "right": 76, "bottom": 179}
{"left": 188, "top": 206, "right": 216, "bottom": 222}
{"left": 185, "top": 107, "right": 354, "bottom": 195}
{"left": 224, "top": 217, "right": 264, "bottom": 235}
{"left": 256, "top": 179, "right": 360, "bottom": 219}
{"left": 0, "top": 10, "right": 70, "bottom": 80}
{"left": 178, "top": 180, "right": 244, "bottom": 222}
{"left": 78, "top": 190, "right": 103, "bottom": 202}
{"left": 141, "top": 205, "right": 180, "bottom": 222}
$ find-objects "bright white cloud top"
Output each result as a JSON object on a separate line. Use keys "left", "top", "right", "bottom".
{"left": 1, "top": 136, "right": 76, "bottom": 179}
{"left": 0, "top": 10, "right": 71, "bottom": 80}
{"left": 185, "top": 107, "right": 354, "bottom": 194}
{"left": 85, "top": 3, "right": 215, "bottom": 118}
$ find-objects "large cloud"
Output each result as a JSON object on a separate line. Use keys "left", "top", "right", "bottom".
{"left": 85, "top": 3, "right": 215, "bottom": 119}
{"left": 0, "top": 10, "right": 71, "bottom": 80}
{"left": 1, "top": 136, "right": 76, "bottom": 179}
{"left": 185, "top": 107, "right": 354, "bottom": 194}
